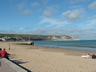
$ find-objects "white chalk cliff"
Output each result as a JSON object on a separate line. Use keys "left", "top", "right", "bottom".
{"left": 47, "top": 36, "right": 79, "bottom": 41}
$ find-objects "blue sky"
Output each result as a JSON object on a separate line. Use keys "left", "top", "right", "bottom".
{"left": 0, "top": 0, "right": 96, "bottom": 40}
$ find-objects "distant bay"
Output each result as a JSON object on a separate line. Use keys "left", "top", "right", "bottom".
{"left": 34, "top": 40, "right": 96, "bottom": 51}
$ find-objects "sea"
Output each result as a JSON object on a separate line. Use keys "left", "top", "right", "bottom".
{"left": 34, "top": 40, "right": 96, "bottom": 51}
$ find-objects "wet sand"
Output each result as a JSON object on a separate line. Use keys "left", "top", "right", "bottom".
{"left": 0, "top": 42, "right": 96, "bottom": 72}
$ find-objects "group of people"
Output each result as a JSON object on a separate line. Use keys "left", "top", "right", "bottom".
{"left": 81, "top": 53, "right": 96, "bottom": 59}
{"left": 0, "top": 48, "right": 9, "bottom": 60}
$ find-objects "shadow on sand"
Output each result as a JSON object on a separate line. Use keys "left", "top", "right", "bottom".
{"left": 8, "top": 54, "right": 32, "bottom": 72}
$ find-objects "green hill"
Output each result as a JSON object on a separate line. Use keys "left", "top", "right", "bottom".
{"left": 0, "top": 34, "right": 79, "bottom": 41}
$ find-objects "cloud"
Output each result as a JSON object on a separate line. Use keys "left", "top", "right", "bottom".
{"left": 44, "top": 11, "right": 52, "bottom": 18}
{"left": 41, "top": 0, "right": 49, "bottom": 5}
{"left": 85, "top": 19, "right": 96, "bottom": 27}
{"left": 78, "top": 19, "right": 96, "bottom": 29}
{"left": 87, "top": 15, "right": 96, "bottom": 19}
{"left": 21, "top": 9, "right": 32, "bottom": 16}
{"left": 88, "top": 1, "right": 96, "bottom": 9}
{"left": 0, "top": 30, "right": 8, "bottom": 33}
{"left": 17, "top": 3, "right": 25, "bottom": 9}
{"left": 40, "top": 9, "right": 85, "bottom": 27}
{"left": 68, "top": 9, "right": 84, "bottom": 22}
{"left": 43, "top": 5, "right": 59, "bottom": 18}
{"left": 0, "top": 30, "right": 18, "bottom": 34}
{"left": 31, "top": 2, "right": 40, "bottom": 6}
{"left": 20, "top": 28, "right": 24, "bottom": 30}
{"left": 69, "top": 5, "right": 83, "bottom": 9}
{"left": 20, "top": 27, "right": 32, "bottom": 30}
{"left": 39, "top": 17, "right": 69, "bottom": 27}
{"left": 62, "top": 10, "right": 71, "bottom": 17}
{"left": 62, "top": 10, "right": 71, "bottom": 19}
{"left": 62, "top": 9, "right": 85, "bottom": 22}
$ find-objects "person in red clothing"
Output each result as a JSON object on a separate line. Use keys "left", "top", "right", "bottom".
{"left": 0, "top": 48, "right": 9, "bottom": 60}
{"left": 0, "top": 48, "right": 2, "bottom": 67}
{"left": 0, "top": 48, "right": 2, "bottom": 66}
{"left": 0, "top": 48, "right": 2, "bottom": 57}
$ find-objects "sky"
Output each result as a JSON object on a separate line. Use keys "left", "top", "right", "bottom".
{"left": 0, "top": 0, "right": 96, "bottom": 40}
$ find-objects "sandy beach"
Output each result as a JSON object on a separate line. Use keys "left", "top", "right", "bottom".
{"left": 0, "top": 42, "right": 96, "bottom": 72}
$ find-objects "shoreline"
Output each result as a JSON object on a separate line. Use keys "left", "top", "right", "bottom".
{"left": 34, "top": 40, "right": 96, "bottom": 51}
{"left": 0, "top": 42, "right": 96, "bottom": 72}
{"left": 26, "top": 45, "right": 96, "bottom": 56}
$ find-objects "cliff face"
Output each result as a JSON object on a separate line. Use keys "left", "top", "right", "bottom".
{"left": 47, "top": 36, "right": 79, "bottom": 41}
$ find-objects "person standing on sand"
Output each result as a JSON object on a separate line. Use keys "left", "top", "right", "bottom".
{"left": 0, "top": 48, "right": 9, "bottom": 60}
{"left": 9, "top": 45, "right": 10, "bottom": 50}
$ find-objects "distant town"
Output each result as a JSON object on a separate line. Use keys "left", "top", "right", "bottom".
{"left": 0, "top": 34, "right": 45, "bottom": 42}
{"left": 0, "top": 37, "right": 24, "bottom": 42}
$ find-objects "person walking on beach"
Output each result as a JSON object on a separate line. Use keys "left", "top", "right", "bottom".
{"left": 0, "top": 48, "right": 9, "bottom": 60}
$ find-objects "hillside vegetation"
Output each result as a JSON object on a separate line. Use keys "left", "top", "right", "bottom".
{"left": 0, "top": 34, "right": 79, "bottom": 41}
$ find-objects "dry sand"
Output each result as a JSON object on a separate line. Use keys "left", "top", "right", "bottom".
{"left": 0, "top": 42, "right": 96, "bottom": 72}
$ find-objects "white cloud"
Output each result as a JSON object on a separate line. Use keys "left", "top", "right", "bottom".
{"left": 86, "top": 19, "right": 96, "bottom": 26}
{"left": 78, "top": 19, "right": 96, "bottom": 29}
{"left": 43, "top": 5, "right": 59, "bottom": 18}
{"left": 69, "top": 5, "right": 83, "bottom": 9}
{"left": 68, "top": 9, "right": 84, "bottom": 22}
{"left": 39, "top": 17, "right": 69, "bottom": 27}
{"left": 0, "top": 30, "right": 8, "bottom": 33}
{"left": 88, "top": 1, "right": 96, "bottom": 9}
{"left": 87, "top": 15, "right": 96, "bottom": 19}
{"left": 17, "top": 3, "right": 25, "bottom": 9}
{"left": 20, "top": 27, "right": 32, "bottom": 30}
{"left": 31, "top": 2, "right": 40, "bottom": 6}
{"left": 62, "top": 10, "right": 71, "bottom": 17}
{"left": 21, "top": 9, "right": 32, "bottom": 16}
{"left": 62, "top": 9, "right": 85, "bottom": 22}
{"left": 41, "top": 0, "right": 49, "bottom": 5}
{"left": 20, "top": 28, "right": 24, "bottom": 30}
{"left": 40, "top": 9, "right": 85, "bottom": 27}
{"left": 44, "top": 11, "right": 53, "bottom": 18}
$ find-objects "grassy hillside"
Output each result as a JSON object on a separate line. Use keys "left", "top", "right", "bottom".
{"left": 0, "top": 34, "right": 50, "bottom": 41}
{"left": 0, "top": 34, "right": 79, "bottom": 41}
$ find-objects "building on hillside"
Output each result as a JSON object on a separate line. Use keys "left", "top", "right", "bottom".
{"left": 0, "top": 38, "right": 6, "bottom": 41}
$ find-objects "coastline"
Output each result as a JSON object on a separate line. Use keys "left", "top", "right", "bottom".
{"left": 29, "top": 45, "right": 96, "bottom": 56}
{"left": 0, "top": 42, "right": 96, "bottom": 72}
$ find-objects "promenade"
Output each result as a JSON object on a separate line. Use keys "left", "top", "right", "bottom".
{"left": 0, "top": 58, "right": 28, "bottom": 72}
